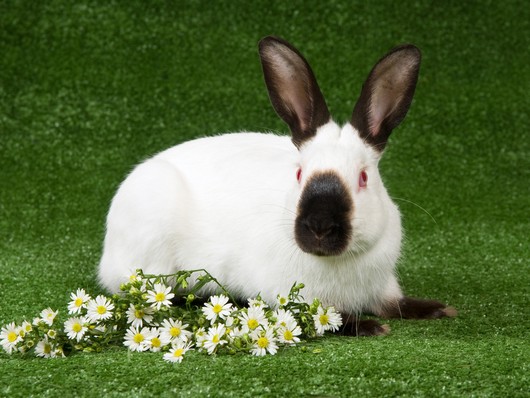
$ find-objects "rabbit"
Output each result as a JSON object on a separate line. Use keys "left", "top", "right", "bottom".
{"left": 98, "top": 36, "right": 456, "bottom": 336}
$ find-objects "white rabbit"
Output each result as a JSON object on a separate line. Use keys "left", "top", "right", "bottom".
{"left": 98, "top": 36, "right": 456, "bottom": 336}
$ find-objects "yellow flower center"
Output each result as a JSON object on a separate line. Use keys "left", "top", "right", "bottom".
{"left": 72, "top": 323, "right": 82, "bottom": 333}
{"left": 97, "top": 305, "right": 107, "bottom": 315}
{"left": 155, "top": 292, "right": 166, "bottom": 302}
{"left": 170, "top": 327, "right": 181, "bottom": 337}
{"left": 257, "top": 336, "right": 269, "bottom": 348}
{"left": 283, "top": 330, "right": 293, "bottom": 341}
{"left": 74, "top": 298, "right": 83, "bottom": 307}
{"left": 247, "top": 319, "right": 259, "bottom": 330}
{"left": 212, "top": 334, "right": 220, "bottom": 344}
{"left": 173, "top": 348, "right": 184, "bottom": 357}
{"left": 133, "top": 333, "right": 144, "bottom": 344}
{"left": 319, "top": 314, "right": 329, "bottom": 326}
{"left": 134, "top": 309, "right": 144, "bottom": 319}
{"left": 151, "top": 337, "right": 161, "bottom": 348}
{"left": 43, "top": 343, "right": 52, "bottom": 354}
{"left": 213, "top": 304, "right": 223, "bottom": 314}
{"left": 7, "top": 331, "right": 17, "bottom": 343}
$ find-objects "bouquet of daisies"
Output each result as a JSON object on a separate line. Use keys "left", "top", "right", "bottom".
{"left": 0, "top": 269, "right": 342, "bottom": 363}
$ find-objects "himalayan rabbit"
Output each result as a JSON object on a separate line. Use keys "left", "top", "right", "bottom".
{"left": 98, "top": 36, "right": 456, "bottom": 336}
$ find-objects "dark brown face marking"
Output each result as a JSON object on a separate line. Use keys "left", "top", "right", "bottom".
{"left": 295, "top": 171, "right": 353, "bottom": 256}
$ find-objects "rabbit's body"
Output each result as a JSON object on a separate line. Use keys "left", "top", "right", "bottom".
{"left": 99, "top": 36, "right": 455, "bottom": 335}
{"left": 99, "top": 127, "right": 402, "bottom": 315}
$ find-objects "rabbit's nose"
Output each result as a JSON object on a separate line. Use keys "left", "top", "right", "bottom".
{"left": 303, "top": 219, "right": 339, "bottom": 241}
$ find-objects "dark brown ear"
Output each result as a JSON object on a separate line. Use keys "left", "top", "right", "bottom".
{"left": 259, "top": 36, "right": 331, "bottom": 149}
{"left": 351, "top": 45, "right": 421, "bottom": 152}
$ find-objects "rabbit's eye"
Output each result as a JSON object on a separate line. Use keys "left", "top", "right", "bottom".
{"left": 359, "top": 170, "right": 368, "bottom": 188}
{"left": 296, "top": 168, "right": 302, "bottom": 183}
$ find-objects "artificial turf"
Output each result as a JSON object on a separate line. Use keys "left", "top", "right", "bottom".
{"left": 1, "top": 1, "right": 528, "bottom": 397}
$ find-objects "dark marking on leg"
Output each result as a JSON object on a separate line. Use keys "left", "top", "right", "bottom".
{"left": 340, "top": 313, "right": 390, "bottom": 337}
{"left": 381, "top": 297, "right": 457, "bottom": 319}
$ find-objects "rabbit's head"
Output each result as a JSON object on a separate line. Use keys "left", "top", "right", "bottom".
{"left": 259, "top": 36, "right": 421, "bottom": 257}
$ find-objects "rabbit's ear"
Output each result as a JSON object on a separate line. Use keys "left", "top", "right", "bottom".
{"left": 351, "top": 45, "right": 421, "bottom": 152}
{"left": 259, "top": 36, "right": 331, "bottom": 149}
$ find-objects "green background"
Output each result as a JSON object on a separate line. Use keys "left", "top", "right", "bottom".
{"left": 1, "top": 1, "right": 528, "bottom": 396}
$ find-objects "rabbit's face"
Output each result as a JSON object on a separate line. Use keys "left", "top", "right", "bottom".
{"left": 294, "top": 123, "right": 384, "bottom": 257}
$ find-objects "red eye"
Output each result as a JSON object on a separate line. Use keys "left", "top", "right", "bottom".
{"left": 296, "top": 168, "right": 302, "bottom": 183}
{"left": 359, "top": 170, "right": 368, "bottom": 188}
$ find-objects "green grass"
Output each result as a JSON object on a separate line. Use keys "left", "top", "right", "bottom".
{"left": 1, "top": 0, "right": 528, "bottom": 396}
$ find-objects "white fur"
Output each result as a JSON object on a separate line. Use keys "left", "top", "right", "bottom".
{"left": 98, "top": 121, "right": 403, "bottom": 315}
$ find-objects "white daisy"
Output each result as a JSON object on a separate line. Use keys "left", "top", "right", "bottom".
{"left": 203, "top": 324, "right": 227, "bottom": 355}
{"left": 145, "top": 328, "right": 170, "bottom": 352}
{"left": 123, "top": 326, "right": 153, "bottom": 352}
{"left": 19, "top": 321, "right": 32, "bottom": 337}
{"left": 146, "top": 283, "right": 175, "bottom": 310}
{"left": 163, "top": 341, "right": 193, "bottom": 363}
{"left": 67, "top": 288, "right": 91, "bottom": 314}
{"left": 274, "top": 309, "right": 296, "bottom": 328}
{"left": 126, "top": 304, "right": 154, "bottom": 328}
{"left": 247, "top": 297, "right": 268, "bottom": 310}
{"left": 40, "top": 308, "right": 58, "bottom": 326}
{"left": 128, "top": 272, "right": 148, "bottom": 292}
{"left": 202, "top": 295, "right": 233, "bottom": 323}
{"left": 0, "top": 322, "right": 22, "bottom": 354}
{"left": 313, "top": 306, "right": 342, "bottom": 335}
{"left": 228, "top": 326, "right": 245, "bottom": 342}
{"left": 159, "top": 318, "right": 192, "bottom": 344}
{"left": 277, "top": 316, "right": 302, "bottom": 346}
{"left": 35, "top": 337, "right": 55, "bottom": 358}
{"left": 64, "top": 317, "right": 88, "bottom": 342}
{"left": 194, "top": 327, "right": 207, "bottom": 349}
{"left": 86, "top": 295, "right": 115, "bottom": 323}
{"left": 250, "top": 327, "right": 278, "bottom": 356}
{"left": 277, "top": 294, "right": 289, "bottom": 307}
{"left": 239, "top": 306, "right": 268, "bottom": 332}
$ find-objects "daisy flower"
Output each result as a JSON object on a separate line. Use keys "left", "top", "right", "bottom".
{"left": 277, "top": 294, "right": 289, "bottom": 307}
{"left": 247, "top": 297, "right": 268, "bottom": 310}
{"left": 19, "top": 321, "right": 32, "bottom": 337}
{"left": 239, "top": 306, "right": 268, "bottom": 332}
{"left": 274, "top": 308, "right": 296, "bottom": 328}
{"left": 128, "top": 272, "right": 148, "bottom": 292}
{"left": 277, "top": 317, "right": 302, "bottom": 346}
{"left": 146, "top": 283, "right": 175, "bottom": 310}
{"left": 123, "top": 326, "right": 153, "bottom": 352}
{"left": 194, "top": 327, "right": 207, "bottom": 349}
{"left": 64, "top": 317, "right": 88, "bottom": 342}
{"left": 145, "top": 328, "right": 170, "bottom": 352}
{"left": 313, "top": 306, "right": 342, "bottom": 335}
{"left": 86, "top": 295, "right": 115, "bottom": 323}
{"left": 40, "top": 308, "right": 58, "bottom": 327}
{"left": 203, "top": 324, "right": 227, "bottom": 355}
{"left": 0, "top": 322, "right": 22, "bottom": 354}
{"left": 126, "top": 304, "right": 154, "bottom": 328}
{"left": 163, "top": 341, "right": 193, "bottom": 363}
{"left": 35, "top": 337, "right": 55, "bottom": 358}
{"left": 250, "top": 327, "right": 278, "bottom": 356}
{"left": 202, "top": 295, "right": 232, "bottom": 323}
{"left": 159, "top": 318, "right": 192, "bottom": 344}
{"left": 228, "top": 326, "right": 245, "bottom": 342}
{"left": 67, "top": 288, "right": 91, "bottom": 314}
